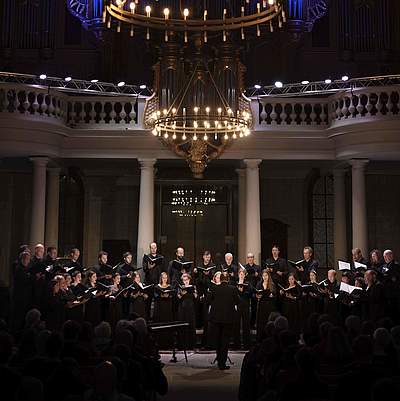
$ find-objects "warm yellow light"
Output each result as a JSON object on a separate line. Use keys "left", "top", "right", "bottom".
{"left": 129, "top": 2, "right": 135, "bottom": 11}
{"left": 227, "top": 108, "right": 232, "bottom": 114}
{"left": 203, "top": 134, "right": 208, "bottom": 140}
{"left": 233, "top": 133, "right": 237, "bottom": 139}
{"left": 224, "top": 133, "right": 229, "bottom": 140}
{"left": 193, "top": 134, "right": 197, "bottom": 140}
{"left": 164, "top": 132, "right": 169, "bottom": 138}
{"left": 268, "top": 0, "right": 275, "bottom": 5}
{"left": 145, "top": 5, "right": 151, "bottom": 16}
{"left": 182, "top": 133, "right": 187, "bottom": 140}
{"left": 172, "top": 107, "right": 177, "bottom": 114}
{"left": 183, "top": 8, "right": 189, "bottom": 17}
{"left": 163, "top": 109, "right": 168, "bottom": 115}
{"left": 193, "top": 121, "right": 198, "bottom": 128}
{"left": 164, "top": 8, "right": 170, "bottom": 16}
{"left": 217, "top": 107, "right": 222, "bottom": 114}
{"left": 194, "top": 106, "right": 199, "bottom": 113}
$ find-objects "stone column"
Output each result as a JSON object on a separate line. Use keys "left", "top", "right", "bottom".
{"left": 236, "top": 168, "right": 247, "bottom": 263}
{"left": 333, "top": 168, "right": 347, "bottom": 263}
{"left": 29, "top": 157, "right": 49, "bottom": 246}
{"left": 136, "top": 159, "right": 156, "bottom": 270}
{"left": 244, "top": 159, "right": 262, "bottom": 265}
{"left": 83, "top": 187, "right": 102, "bottom": 269}
{"left": 350, "top": 159, "right": 369, "bottom": 256}
{"left": 45, "top": 167, "right": 61, "bottom": 248}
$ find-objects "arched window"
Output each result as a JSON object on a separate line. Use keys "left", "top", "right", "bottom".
{"left": 311, "top": 175, "right": 334, "bottom": 268}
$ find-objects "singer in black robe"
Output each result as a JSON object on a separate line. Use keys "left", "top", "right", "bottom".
{"left": 300, "top": 270, "right": 323, "bottom": 327}
{"left": 243, "top": 252, "right": 261, "bottom": 328}
{"left": 280, "top": 274, "right": 302, "bottom": 333}
{"left": 233, "top": 270, "right": 252, "bottom": 349}
{"left": 322, "top": 270, "right": 341, "bottom": 325}
{"left": 193, "top": 251, "right": 216, "bottom": 345}
{"left": 84, "top": 271, "right": 103, "bottom": 327}
{"left": 44, "top": 280, "right": 66, "bottom": 331}
{"left": 63, "top": 248, "right": 83, "bottom": 274}
{"left": 153, "top": 272, "right": 175, "bottom": 349}
{"left": 129, "top": 273, "right": 149, "bottom": 319}
{"left": 219, "top": 253, "right": 239, "bottom": 284}
{"left": 255, "top": 270, "right": 277, "bottom": 341}
{"left": 69, "top": 271, "right": 86, "bottom": 323}
{"left": 177, "top": 273, "right": 197, "bottom": 349}
{"left": 153, "top": 273, "right": 174, "bottom": 322}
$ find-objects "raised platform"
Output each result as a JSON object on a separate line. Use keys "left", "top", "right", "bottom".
{"left": 159, "top": 351, "right": 244, "bottom": 401}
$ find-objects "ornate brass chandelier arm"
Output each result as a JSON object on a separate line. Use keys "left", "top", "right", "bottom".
{"left": 107, "top": 4, "right": 282, "bottom": 31}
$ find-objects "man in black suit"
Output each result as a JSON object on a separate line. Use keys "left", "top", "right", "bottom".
{"left": 208, "top": 272, "right": 240, "bottom": 370}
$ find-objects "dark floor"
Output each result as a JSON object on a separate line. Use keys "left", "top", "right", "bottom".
{"left": 160, "top": 351, "right": 244, "bottom": 401}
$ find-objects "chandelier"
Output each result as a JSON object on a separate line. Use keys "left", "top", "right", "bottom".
{"left": 104, "top": 0, "right": 285, "bottom": 42}
{"left": 144, "top": 50, "right": 253, "bottom": 178}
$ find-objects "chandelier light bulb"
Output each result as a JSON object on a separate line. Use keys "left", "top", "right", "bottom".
{"left": 217, "top": 107, "right": 222, "bottom": 114}
{"left": 163, "top": 8, "right": 170, "bottom": 17}
{"left": 164, "top": 132, "right": 169, "bottom": 138}
{"left": 193, "top": 134, "right": 197, "bottom": 141}
{"left": 240, "top": 132, "right": 244, "bottom": 138}
{"left": 268, "top": 0, "right": 275, "bottom": 5}
{"left": 193, "top": 121, "right": 198, "bottom": 128}
{"left": 203, "top": 134, "right": 208, "bottom": 141}
{"left": 163, "top": 109, "right": 168, "bottom": 115}
{"left": 152, "top": 128, "right": 157, "bottom": 136}
{"left": 224, "top": 133, "right": 229, "bottom": 140}
{"left": 145, "top": 5, "right": 151, "bottom": 17}
{"left": 172, "top": 107, "right": 177, "bottom": 114}
{"left": 194, "top": 106, "right": 199, "bottom": 113}
{"left": 183, "top": 8, "right": 189, "bottom": 18}
{"left": 233, "top": 133, "right": 237, "bottom": 139}
{"left": 205, "top": 106, "right": 210, "bottom": 113}
{"left": 156, "top": 110, "right": 161, "bottom": 116}
{"left": 227, "top": 108, "right": 232, "bottom": 114}
{"left": 182, "top": 133, "right": 186, "bottom": 140}
{"left": 129, "top": 2, "right": 135, "bottom": 11}
{"left": 172, "top": 133, "right": 176, "bottom": 139}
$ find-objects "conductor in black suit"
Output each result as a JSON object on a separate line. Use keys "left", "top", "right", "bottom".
{"left": 208, "top": 272, "right": 240, "bottom": 370}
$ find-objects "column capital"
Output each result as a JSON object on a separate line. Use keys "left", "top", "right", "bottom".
{"left": 138, "top": 158, "right": 157, "bottom": 169}
{"left": 235, "top": 168, "right": 246, "bottom": 177}
{"left": 349, "top": 159, "right": 369, "bottom": 170}
{"left": 243, "top": 159, "right": 262, "bottom": 169}
{"left": 29, "top": 156, "right": 50, "bottom": 167}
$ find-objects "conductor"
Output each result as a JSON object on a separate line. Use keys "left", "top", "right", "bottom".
{"left": 208, "top": 272, "right": 240, "bottom": 370}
